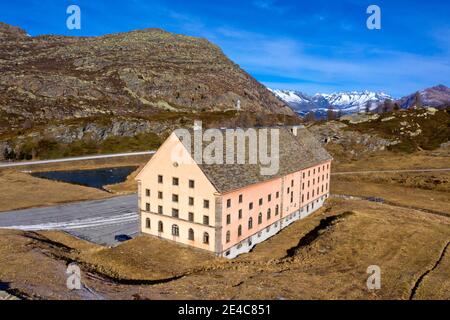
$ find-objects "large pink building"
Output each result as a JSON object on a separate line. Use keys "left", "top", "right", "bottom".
{"left": 135, "top": 126, "right": 332, "bottom": 258}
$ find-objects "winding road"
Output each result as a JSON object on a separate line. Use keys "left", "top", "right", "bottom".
{"left": 0, "top": 195, "right": 139, "bottom": 246}
{"left": 0, "top": 151, "right": 155, "bottom": 169}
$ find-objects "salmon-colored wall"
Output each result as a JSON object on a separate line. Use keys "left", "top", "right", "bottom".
{"left": 220, "top": 177, "right": 283, "bottom": 251}
{"left": 220, "top": 160, "right": 332, "bottom": 251}
{"left": 300, "top": 161, "right": 331, "bottom": 207}
{"left": 136, "top": 133, "right": 219, "bottom": 252}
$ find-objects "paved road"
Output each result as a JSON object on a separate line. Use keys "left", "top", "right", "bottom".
{"left": 0, "top": 151, "right": 155, "bottom": 169}
{"left": 0, "top": 195, "right": 138, "bottom": 246}
{"left": 332, "top": 168, "right": 450, "bottom": 175}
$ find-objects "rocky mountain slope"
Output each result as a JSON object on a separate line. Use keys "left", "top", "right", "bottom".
{"left": 0, "top": 22, "right": 293, "bottom": 136}
{"left": 270, "top": 89, "right": 392, "bottom": 117}
{"left": 309, "top": 107, "right": 450, "bottom": 161}
{"left": 398, "top": 85, "right": 450, "bottom": 109}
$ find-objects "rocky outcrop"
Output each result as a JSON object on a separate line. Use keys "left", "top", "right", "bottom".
{"left": 309, "top": 121, "right": 399, "bottom": 155}
{"left": 0, "top": 22, "right": 295, "bottom": 135}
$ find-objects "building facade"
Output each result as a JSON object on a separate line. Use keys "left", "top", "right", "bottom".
{"left": 135, "top": 126, "right": 332, "bottom": 259}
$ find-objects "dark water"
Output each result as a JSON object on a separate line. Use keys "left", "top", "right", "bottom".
{"left": 31, "top": 166, "right": 138, "bottom": 190}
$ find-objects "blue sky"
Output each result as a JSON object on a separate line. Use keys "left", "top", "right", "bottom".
{"left": 1, "top": 0, "right": 449, "bottom": 97}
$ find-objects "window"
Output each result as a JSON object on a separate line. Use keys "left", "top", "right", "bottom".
{"left": 302, "top": 182, "right": 304, "bottom": 190}
{"left": 145, "top": 189, "right": 150, "bottom": 197}
{"left": 258, "top": 213, "right": 262, "bottom": 224}
{"left": 172, "top": 208, "right": 179, "bottom": 218}
{"left": 313, "top": 169, "right": 316, "bottom": 174}
{"left": 172, "top": 194, "right": 179, "bottom": 203}
{"left": 268, "top": 194, "right": 272, "bottom": 202}
{"left": 158, "top": 221, "right": 163, "bottom": 232}
{"left": 226, "top": 214, "right": 231, "bottom": 225}
{"left": 259, "top": 198, "right": 263, "bottom": 206}
{"left": 307, "top": 192, "right": 310, "bottom": 200}
{"left": 308, "top": 170, "right": 311, "bottom": 177}
{"left": 248, "top": 217, "right": 253, "bottom": 230}
{"left": 158, "top": 175, "right": 163, "bottom": 183}
{"left": 249, "top": 202, "right": 253, "bottom": 210}
{"left": 327, "top": 164, "right": 329, "bottom": 169}
{"left": 303, "top": 172, "right": 305, "bottom": 179}
{"left": 291, "top": 180, "right": 294, "bottom": 187}
{"left": 276, "top": 191, "right": 280, "bottom": 198}
{"left": 158, "top": 205, "right": 163, "bottom": 214}
{"left": 203, "top": 232, "right": 209, "bottom": 244}
{"left": 313, "top": 178, "right": 315, "bottom": 185}
{"left": 172, "top": 224, "right": 179, "bottom": 236}
{"left": 317, "top": 187, "right": 319, "bottom": 194}
{"left": 146, "top": 218, "right": 151, "bottom": 229}
{"left": 227, "top": 199, "right": 231, "bottom": 208}
{"left": 238, "top": 225, "right": 242, "bottom": 237}
{"left": 188, "top": 228, "right": 194, "bottom": 240}
{"left": 290, "top": 192, "right": 293, "bottom": 203}
{"left": 203, "top": 215, "right": 209, "bottom": 225}
{"left": 318, "top": 167, "right": 321, "bottom": 173}
{"left": 145, "top": 203, "right": 150, "bottom": 211}
{"left": 203, "top": 200, "right": 210, "bottom": 209}
{"left": 308, "top": 181, "right": 310, "bottom": 187}
{"left": 226, "top": 231, "right": 230, "bottom": 243}
{"left": 157, "top": 192, "right": 163, "bottom": 200}
{"left": 172, "top": 177, "right": 179, "bottom": 186}
{"left": 323, "top": 165, "right": 325, "bottom": 171}
{"left": 238, "top": 209, "right": 242, "bottom": 219}
{"left": 188, "top": 212, "right": 194, "bottom": 222}
{"left": 302, "top": 195, "right": 304, "bottom": 203}
{"left": 287, "top": 187, "right": 290, "bottom": 194}
{"left": 267, "top": 208, "right": 271, "bottom": 220}
{"left": 189, "top": 180, "right": 195, "bottom": 188}
{"left": 275, "top": 205, "right": 279, "bottom": 215}
{"left": 188, "top": 197, "right": 194, "bottom": 206}
{"left": 239, "top": 194, "right": 243, "bottom": 203}
{"left": 322, "top": 185, "right": 324, "bottom": 193}
{"left": 312, "top": 190, "right": 315, "bottom": 197}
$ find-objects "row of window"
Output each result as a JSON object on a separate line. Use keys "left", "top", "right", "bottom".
{"left": 302, "top": 164, "right": 330, "bottom": 179}
{"left": 145, "top": 190, "right": 210, "bottom": 208}
{"left": 301, "top": 174, "right": 329, "bottom": 190}
{"left": 144, "top": 204, "right": 211, "bottom": 225}
{"left": 157, "top": 175, "right": 195, "bottom": 188}
{"left": 226, "top": 205, "right": 279, "bottom": 226}
{"left": 225, "top": 191, "right": 280, "bottom": 209}
{"left": 145, "top": 219, "right": 210, "bottom": 244}
{"left": 301, "top": 184, "right": 329, "bottom": 202}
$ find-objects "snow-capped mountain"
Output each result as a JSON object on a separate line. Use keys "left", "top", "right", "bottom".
{"left": 270, "top": 89, "right": 392, "bottom": 118}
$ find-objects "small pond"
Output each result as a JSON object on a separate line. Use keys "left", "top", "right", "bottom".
{"left": 31, "top": 166, "right": 138, "bottom": 190}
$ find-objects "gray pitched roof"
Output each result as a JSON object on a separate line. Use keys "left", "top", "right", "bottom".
{"left": 175, "top": 126, "right": 332, "bottom": 194}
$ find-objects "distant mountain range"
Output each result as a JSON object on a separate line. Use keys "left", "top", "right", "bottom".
{"left": 270, "top": 85, "right": 450, "bottom": 118}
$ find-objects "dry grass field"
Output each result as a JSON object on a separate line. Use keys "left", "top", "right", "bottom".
{"left": 0, "top": 170, "right": 111, "bottom": 212}
{"left": 0, "top": 197, "right": 449, "bottom": 300}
